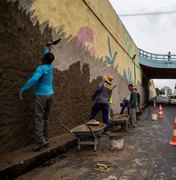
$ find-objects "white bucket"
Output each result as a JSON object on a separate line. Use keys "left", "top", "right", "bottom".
{"left": 152, "top": 114, "right": 157, "bottom": 120}
{"left": 110, "top": 135, "right": 124, "bottom": 150}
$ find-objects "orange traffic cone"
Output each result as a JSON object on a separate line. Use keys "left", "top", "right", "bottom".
{"left": 158, "top": 104, "right": 164, "bottom": 118}
{"left": 154, "top": 100, "right": 156, "bottom": 108}
{"left": 170, "top": 117, "right": 176, "bottom": 145}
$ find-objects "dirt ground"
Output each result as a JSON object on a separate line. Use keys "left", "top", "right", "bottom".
{"left": 17, "top": 105, "right": 176, "bottom": 180}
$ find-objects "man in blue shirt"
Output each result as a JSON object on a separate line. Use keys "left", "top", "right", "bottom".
{"left": 19, "top": 52, "right": 55, "bottom": 151}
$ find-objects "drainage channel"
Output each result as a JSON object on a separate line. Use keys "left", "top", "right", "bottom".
{"left": 0, "top": 139, "right": 77, "bottom": 180}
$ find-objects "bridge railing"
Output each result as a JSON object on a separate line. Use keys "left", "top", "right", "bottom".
{"left": 139, "top": 49, "right": 176, "bottom": 61}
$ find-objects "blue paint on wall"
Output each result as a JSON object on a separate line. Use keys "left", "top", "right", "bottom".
{"left": 123, "top": 68, "right": 133, "bottom": 82}
{"left": 105, "top": 35, "right": 118, "bottom": 67}
{"left": 123, "top": 69, "right": 127, "bottom": 80}
{"left": 115, "top": 64, "right": 118, "bottom": 72}
{"left": 128, "top": 67, "right": 132, "bottom": 82}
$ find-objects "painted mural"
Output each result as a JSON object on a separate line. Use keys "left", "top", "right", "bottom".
{"left": 122, "top": 27, "right": 134, "bottom": 83}
{"left": 76, "top": 27, "right": 95, "bottom": 57}
{"left": 28, "top": 0, "right": 143, "bottom": 84}
{"left": 15, "top": 0, "right": 143, "bottom": 84}
{"left": 105, "top": 35, "right": 118, "bottom": 72}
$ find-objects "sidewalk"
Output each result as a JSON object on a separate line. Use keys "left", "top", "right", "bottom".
{"left": 0, "top": 133, "right": 77, "bottom": 179}
{"left": 0, "top": 104, "right": 148, "bottom": 179}
{"left": 16, "top": 105, "right": 176, "bottom": 180}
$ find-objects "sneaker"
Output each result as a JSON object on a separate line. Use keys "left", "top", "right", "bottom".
{"left": 33, "top": 141, "right": 49, "bottom": 151}
{"left": 132, "top": 123, "right": 137, "bottom": 128}
{"left": 45, "top": 141, "right": 49, "bottom": 146}
{"left": 128, "top": 124, "right": 133, "bottom": 127}
{"left": 104, "top": 131, "right": 111, "bottom": 135}
{"left": 128, "top": 124, "right": 137, "bottom": 128}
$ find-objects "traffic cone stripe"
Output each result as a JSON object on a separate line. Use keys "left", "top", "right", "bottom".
{"left": 172, "top": 136, "right": 176, "bottom": 142}
{"left": 173, "top": 131, "right": 176, "bottom": 136}
{"left": 158, "top": 104, "right": 164, "bottom": 118}
{"left": 170, "top": 117, "right": 176, "bottom": 145}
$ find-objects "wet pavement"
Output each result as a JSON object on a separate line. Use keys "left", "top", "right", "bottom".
{"left": 17, "top": 105, "right": 176, "bottom": 180}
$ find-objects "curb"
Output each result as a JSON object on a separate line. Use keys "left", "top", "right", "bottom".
{"left": 0, "top": 136, "right": 77, "bottom": 179}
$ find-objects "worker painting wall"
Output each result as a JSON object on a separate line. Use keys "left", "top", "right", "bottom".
{"left": 0, "top": 0, "right": 154, "bottom": 153}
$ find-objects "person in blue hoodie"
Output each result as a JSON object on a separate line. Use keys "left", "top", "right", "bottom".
{"left": 19, "top": 52, "right": 55, "bottom": 151}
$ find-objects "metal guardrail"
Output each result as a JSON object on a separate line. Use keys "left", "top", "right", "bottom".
{"left": 139, "top": 49, "right": 176, "bottom": 61}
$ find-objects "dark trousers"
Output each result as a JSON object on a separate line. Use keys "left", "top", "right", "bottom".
{"left": 90, "top": 102, "right": 109, "bottom": 131}
{"left": 137, "top": 101, "right": 142, "bottom": 113}
{"left": 34, "top": 95, "right": 53, "bottom": 144}
{"left": 120, "top": 100, "right": 129, "bottom": 114}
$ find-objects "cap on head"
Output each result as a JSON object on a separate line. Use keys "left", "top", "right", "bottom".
{"left": 103, "top": 75, "right": 113, "bottom": 84}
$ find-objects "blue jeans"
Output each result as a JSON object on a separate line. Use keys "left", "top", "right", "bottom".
{"left": 120, "top": 100, "right": 129, "bottom": 114}
{"left": 90, "top": 102, "right": 109, "bottom": 131}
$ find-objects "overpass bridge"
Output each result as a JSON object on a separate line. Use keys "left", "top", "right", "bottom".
{"left": 139, "top": 49, "right": 176, "bottom": 79}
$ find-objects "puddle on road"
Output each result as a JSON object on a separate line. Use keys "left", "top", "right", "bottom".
{"left": 132, "top": 158, "right": 148, "bottom": 166}
{"left": 103, "top": 175, "right": 118, "bottom": 180}
{"left": 151, "top": 124, "right": 162, "bottom": 129}
{"left": 172, "top": 167, "right": 176, "bottom": 175}
{"left": 119, "top": 175, "right": 133, "bottom": 180}
{"left": 123, "top": 168, "right": 137, "bottom": 174}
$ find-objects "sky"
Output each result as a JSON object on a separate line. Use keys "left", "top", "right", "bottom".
{"left": 109, "top": 0, "right": 176, "bottom": 90}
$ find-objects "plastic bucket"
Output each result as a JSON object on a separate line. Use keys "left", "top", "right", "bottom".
{"left": 109, "top": 135, "right": 124, "bottom": 150}
{"left": 152, "top": 114, "right": 157, "bottom": 120}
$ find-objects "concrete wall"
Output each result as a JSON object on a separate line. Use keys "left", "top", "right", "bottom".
{"left": 0, "top": 0, "right": 155, "bottom": 153}
{"left": 149, "top": 80, "right": 157, "bottom": 100}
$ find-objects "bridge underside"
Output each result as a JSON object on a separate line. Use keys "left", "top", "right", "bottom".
{"left": 141, "top": 64, "right": 176, "bottom": 79}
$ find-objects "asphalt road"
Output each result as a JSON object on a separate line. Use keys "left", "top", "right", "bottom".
{"left": 17, "top": 104, "right": 176, "bottom": 180}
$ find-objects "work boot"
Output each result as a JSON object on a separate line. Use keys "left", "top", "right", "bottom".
{"left": 46, "top": 141, "right": 50, "bottom": 146}
{"left": 104, "top": 131, "right": 111, "bottom": 135}
{"left": 132, "top": 123, "right": 137, "bottom": 128}
{"left": 128, "top": 123, "right": 137, "bottom": 128}
{"left": 33, "top": 141, "right": 49, "bottom": 151}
